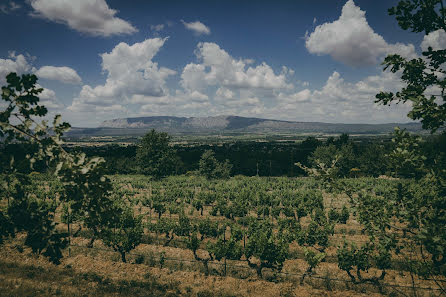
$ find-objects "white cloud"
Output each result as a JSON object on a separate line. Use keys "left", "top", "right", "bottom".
{"left": 0, "top": 1, "right": 21, "bottom": 14}
{"left": 181, "top": 20, "right": 211, "bottom": 35}
{"left": 150, "top": 24, "right": 165, "bottom": 32}
{"left": 305, "top": 0, "right": 416, "bottom": 66}
{"left": 0, "top": 52, "right": 36, "bottom": 85}
{"left": 36, "top": 84, "right": 64, "bottom": 109}
{"left": 215, "top": 87, "right": 235, "bottom": 100}
{"left": 421, "top": 29, "right": 446, "bottom": 51}
{"left": 270, "top": 70, "right": 411, "bottom": 123}
{"left": 68, "top": 38, "right": 176, "bottom": 113}
{"left": 214, "top": 87, "right": 260, "bottom": 107}
{"left": 29, "top": 0, "right": 137, "bottom": 37}
{"left": 36, "top": 66, "right": 82, "bottom": 84}
{"left": 277, "top": 89, "right": 312, "bottom": 103}
{"left": 181, "top": 42, "right": 292, "bottom": 91}
{"left": 177, "top": 42, "right": 294, "bottom": 120}
{"left": 137, "top": 91, "right": 212, "bottom": 118}
{"left": 130, "top": 90, "right": 209, "bottom": 106}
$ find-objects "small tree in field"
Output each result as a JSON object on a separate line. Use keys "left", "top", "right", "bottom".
{"left": 100, "top": 204, "right": 143, "bottom": 263}
{"left": 136, "top": 129, "right": 176, "bottom": 179}
{"left": 244, "top": 221, "right": 289, "bottom": 278}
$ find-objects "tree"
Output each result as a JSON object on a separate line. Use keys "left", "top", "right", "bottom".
{"left": 136, "top": 129, "right": 177, "bottom": 179}
{"left": 100, "top": 204, "right": 143, "bottom": 263}
{"left": 357, "top": 142, "right": 389, "bottom": 177}
{"left": 309, "top": 136, "right": 358, "bottom": 178}
{"left": 373, "top": 1, "right": 446, "bottom": 292}
{"left": 0, "top": 72, "right": 114, "bottom": 264}
{"left": 198, "top": 150, "right": 232, "bottom": 179}
{"left": 244, "top": 221, "right": 289, "bottom": 278}
{"left": 376, "top": 1, "right": 446, "bottom": 132}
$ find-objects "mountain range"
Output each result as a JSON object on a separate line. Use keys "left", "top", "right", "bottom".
{"left": 65, "top": 115, "right": 423, "bottom": 137}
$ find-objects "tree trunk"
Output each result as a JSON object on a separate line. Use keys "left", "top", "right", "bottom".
{"left": 121, "top": 251, "right": 127, "bottom": 263}
{"left": 87, "top": 236, "right": 95, "bottom": 248}
{"left": 73, "top": 225, "right": 82, "bottom": 237}
{"left": 256, "top": 265, "right": 263, "bottom": 278}
{"left": 193, "top": 251, "right": 210, "bottom": 276}
{"left": 247, "top": 259, "right": 263, "bottom": 278}
{"left": 87, "top": 226, "right": 99, "bottom": 248}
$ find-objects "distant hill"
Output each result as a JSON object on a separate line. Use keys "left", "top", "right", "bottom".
{"left": 66, "top": 115, "right": 423, "bottom": 137}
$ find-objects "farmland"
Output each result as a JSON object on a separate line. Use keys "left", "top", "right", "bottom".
{"left": 1, "top": 173, "right": 444, "bottom": 296}
{"left": 2, "top": 0, "right": 446, "bottom": 296}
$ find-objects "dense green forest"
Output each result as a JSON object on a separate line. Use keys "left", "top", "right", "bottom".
{"left": 64, "top": 133, "right": 444, "bottom": 178}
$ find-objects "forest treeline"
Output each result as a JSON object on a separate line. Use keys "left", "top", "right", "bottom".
{"left": 50, "top": 132, "right": 446, "bottom": 178}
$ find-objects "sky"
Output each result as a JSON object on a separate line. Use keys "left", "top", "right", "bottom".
{"left": 1, "top": 0, "right": 445, "bottom": 127}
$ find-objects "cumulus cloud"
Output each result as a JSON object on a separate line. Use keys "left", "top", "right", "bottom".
{"left": 68, "top": 38, "right": 176, "bottom": 113}
{"left": 276, "top": 89, "right": 312, "bottom": 103}
{"left": 270, "top": 70, "right": 411, "bottom": 123}
{"left": 214, "top": 87, "right": 261, "bottom": 108}
{"left": 36, "top": 66, "right": 82, "bottom": 84}
{"left": 35, "top": 83, "right": 64, "bottom": 109}
{"left": 181, "top": 42, "right": 292, "bottom": 91}
{"left": 29, "top": 0, "right": 137, "bottom": 37}
{"left": 421, "top": 29, "right": 446, "bottom": 51}
{"left": 305, "top": 0, "right": 416, "bottom": 66}
{"left": 0, "top": 52, "right": 36, "bottom": 85}
{"left": 181, "top": 20, "right": 211, "bottom": 35}
{"left": 133, "top": 90, "right": 212, "bottom": 119}
{"left": 176, "top": 42, "right": 295, "bottom": 119}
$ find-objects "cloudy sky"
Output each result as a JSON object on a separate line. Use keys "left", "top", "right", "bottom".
{"left": 1, "top": 0, "right": 444, "bottom": 127}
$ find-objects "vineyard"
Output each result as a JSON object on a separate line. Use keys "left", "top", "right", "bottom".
{"left": 1, "top": 1, "right": 446, "bottom": 296}
{"left": 1, "top": 173, "right": 444, "bottom": 296}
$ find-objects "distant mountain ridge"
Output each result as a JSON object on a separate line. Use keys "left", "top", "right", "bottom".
{"left": 90, "top": 115, "right": 423, "bottom": 135}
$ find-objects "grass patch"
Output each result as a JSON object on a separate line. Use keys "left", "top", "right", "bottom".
{"left": 0, "top": 258, "right": 180, "bottom": 297}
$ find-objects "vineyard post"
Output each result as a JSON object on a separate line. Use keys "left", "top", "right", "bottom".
{"left": 224, "top": 225, "right": 227, "bottom": 276}
{"left": 243, "top": 219, "right": 246, "bottom": 248}
{"left": 6, "top": 176, "right": 10, "bottom": 208}
{"left": 68, "top": 204, "right": 71, "bottom": 257}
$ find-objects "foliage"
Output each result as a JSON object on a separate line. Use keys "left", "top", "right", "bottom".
{"left": 207, "top": 224, "right": 243, "bottom": 262}
{"left": 57, "top": 154, "right": 114, "bottom": 247}
{"left": 0, "top": 72, "right": 114, "bottom": 264}
{"left": 357, "top": 142, "right": 389, "bottom": 177}
{"left": 244, "top": 221, "right": 289, "bottom": 278}
{"left": 337, "top": 241, "right": 389, "bottom": 293}
{"left": 339, "top": 205, "right": 350, "bottom": 224}
{"left": 301, "top": 248, "right": 326, "bottom": 284}
{"left": 0, "top": 73, "right": 70, "bottom": 263}
{"left": 386, "top": 128, "right": 426, "bottom": 178}
{"left": 136, "top": 129, "right": 177, "bottom": 179}
{"left": 377, "top": 1, "right": 446, "bottom": 132}
{"left": 198, "top": 150, "right": 232, "bottom": 179}
{"left": 374, "top": 1, "right": 446, "bottom": 291}
{"left": 101, "top": 204, "right": 143, "bottom": 263}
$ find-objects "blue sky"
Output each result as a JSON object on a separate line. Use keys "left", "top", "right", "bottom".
{"left": 0, "top": 0, "right": 443, "bottom": 127}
